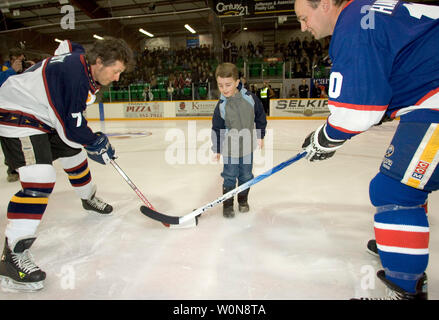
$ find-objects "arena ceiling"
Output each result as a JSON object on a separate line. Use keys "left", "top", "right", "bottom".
{"left": 0, "top": 0, "right": 438, "bottom": 55}
{"left": 0, "top": 0, "right": 305, "bottom": 52}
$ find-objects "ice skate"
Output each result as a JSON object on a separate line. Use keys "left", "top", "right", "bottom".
{"left": 354, "top": 270, "right": 428, "bottom": 300}
{"left": 0, "top": 237, "right": 46, "bottom": 292}
{"left": 223, "top": 186, "right": 235, "bottom": 218}
{"left": 237, "top": 188, "right": 250, "bottom": 213}
{"left": 81, "top": 187, "right": 113, "bottom": 215}
{"left": 366, "top": 239, "right": 379, "bottom": 257}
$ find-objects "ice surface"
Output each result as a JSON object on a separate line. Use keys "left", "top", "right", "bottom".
{"left": 0, "top": 119, "right": 437, "bottom": 300}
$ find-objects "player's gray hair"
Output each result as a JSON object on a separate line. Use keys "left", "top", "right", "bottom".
{"left": 307, "top": 0, "right": 347, "bottom": 8}
{"left": 86, "top": 36, "right": 134, "bottom": 69}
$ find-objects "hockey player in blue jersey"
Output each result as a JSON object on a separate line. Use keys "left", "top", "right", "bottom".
{"left": 0, "top": 37, "right": 133, "bottom": 292}
{"left": 296, "top": 0, "right": 439, "bottom": 299}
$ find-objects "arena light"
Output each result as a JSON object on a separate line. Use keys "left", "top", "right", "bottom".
{"left": 93, "top": 34, "right": 104, "bottom": 40}
{"left": 139, "top": 28, "right": 154, "bottom": 37}
{"left": 54, "top": 38, "right": 63, "bottom": 43}
{"left": 184, "top": 24, "right": 196, "bottom": 34}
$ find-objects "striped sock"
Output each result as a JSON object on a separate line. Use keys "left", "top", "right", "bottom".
{"left": 374, "top": 205, "right": 429, "bottom": 293}
{"left": 7, "top": 182, "right": 54, "bottom": 220}
{"left": 61, "top": 151, "right": 94, "bottom": 200}
{"left": 5, "top": 164, "right": 56, "bottom": 245}
{"left": 64, "top": 159, "right": 92, "bottom": 187}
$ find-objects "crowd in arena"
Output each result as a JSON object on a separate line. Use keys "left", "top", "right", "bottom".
{"left": 223, "top": 36, "right": 330, "bottom": 78}
{"left": 109, "top": 36, "right": 330, "bottom": 101}
{"left": 113, "top": 44, "right": 218, "bottom": 100}
{"left": 0, "top": 37, "right": 330, "bottom": 101}
{"left": 1, "top": 36, "right": 330, "bottom": 102}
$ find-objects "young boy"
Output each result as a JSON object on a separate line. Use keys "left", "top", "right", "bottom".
{"left": 212, "top": 63, "right": 267, "bottom": 218}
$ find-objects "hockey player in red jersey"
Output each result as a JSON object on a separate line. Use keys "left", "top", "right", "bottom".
{"left": 296, "top": 0, "right": 439, "bottom": 299}
{"left": 0, "top": 37, "right": 133, "bottom": 292}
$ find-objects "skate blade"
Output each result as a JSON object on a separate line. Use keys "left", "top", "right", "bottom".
{"left": 366, "top": 248, "right": 379, "bottom": 257}
{"left": 0, "top": 276, "right": 44, "bottom": 293}
{"left": 83, "top": 209, "right": 114, "bottom": 216}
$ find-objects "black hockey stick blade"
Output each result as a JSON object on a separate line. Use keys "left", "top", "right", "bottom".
{"left": 139, "top": 151, "right": 307, "bottom": 226}
{"left": 140, "top": 205, "right": 182, "bottom": 225}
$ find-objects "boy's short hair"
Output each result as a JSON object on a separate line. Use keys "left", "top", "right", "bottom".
{"left": 215, "top": 62, "right": 239, "bottom": 80}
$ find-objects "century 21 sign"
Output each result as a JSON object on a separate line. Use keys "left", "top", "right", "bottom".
{"left": 215, "top": 1, "right": 250, "bottom": 16}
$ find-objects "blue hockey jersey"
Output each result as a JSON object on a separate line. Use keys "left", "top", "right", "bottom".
{"left": 0, "top": 40, "right": 99, "bottom": 148}
{"left": 325, "top": 0, "right": 439, "bottom": 140}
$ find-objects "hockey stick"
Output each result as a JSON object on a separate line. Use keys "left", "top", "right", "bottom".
{"left": 110, "top": 159, "right": 197, "bottom": 229}
{"left": 140, "top": 151, "right": 307, "bottom": 225}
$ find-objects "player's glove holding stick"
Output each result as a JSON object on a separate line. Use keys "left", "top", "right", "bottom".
{"left": 85, "top": 131, "right": 116, "bottom": 165}
{"left": 302, "top": 124, "right": 346, "bottom": 161}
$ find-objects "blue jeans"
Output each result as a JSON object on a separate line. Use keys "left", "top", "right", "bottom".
{"left": 221, "top": 153, "right": 254, "bottom": 189}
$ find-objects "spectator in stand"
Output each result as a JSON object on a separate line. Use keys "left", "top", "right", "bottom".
{"left": 192, "top": 68, "right": 200, "bottom": 100}
{"left": 294, "top": 63, "right": 305, "bottom": 78}
{"left": 273, "top": 48, "right": 284, "bottom": 61}
{"left": 299, "top": 50, "right": 311, "bottom": 77}
{"left": 288, "top": 83, "right": 299, "bottom": 98}
{"left": 208, "top": 71, "right": 218, "bottom": 99}
{"left": 184, "top": 72, "right": 192, "bottom": 88}
{"left": 293, "top": 37, "right": 302, "bottom": 52}
{"left": 168, "top": 73, "right": 175, "bottom": 88}
{"left": 311, "top": 55, "right": 321, "bottom": 76}
{"left": 150, "top": 74, "right": 157, "bottom": 89}
{"left": 256, "top": 41, "right": 265, "bottom": 58}
{"left": 299, "top": 79, "right": 309, "bottom": 98}
{"left": 223, "top": 39, "right": 232, "bottom": 62}
{"left": 231, "top": 42, "right": 238, "bottom": 64}
{"left": 175, "top": 72, "right": 185, "bottom": 99}
{"left": 311, "top": 38, "right": 322, "bottom": 57}
{"left": 310, "top": 80, "right": 322, "bottom": 98}
{"left": 199, "top": 70, "right": 208, "bottom": 84}
{"left": 1, "top": 48, "right": 24, "bottom": 86}
{"left": 143, "top": 86, "right": 153, "bottom": 101}
{"left": 247, "top": 41, "right": 255, "bottom": 58}
{"left": 239, "top": 44, "right": 248, "bottom": 60}
{"left": 167, "top": 82, "right": 175, "bottom": 100}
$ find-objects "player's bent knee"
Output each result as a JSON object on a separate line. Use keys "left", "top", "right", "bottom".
{"left": 18, "top": 164, "right": 57, "bottom": 183}
{"left": 369, "top": 172, "right": 429, "bottom": 207}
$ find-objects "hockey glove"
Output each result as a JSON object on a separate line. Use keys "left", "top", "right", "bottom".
{"left": 85, "top": 132, "right": 115, "bottom": 165}
{"left": 302, "top": 124, "right": 345, "bottom": 162}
